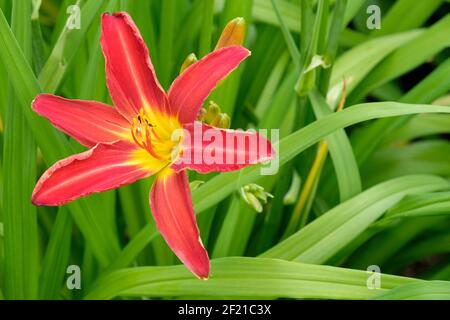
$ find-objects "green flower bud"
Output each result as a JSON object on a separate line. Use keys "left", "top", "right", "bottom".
{"left": 205, "top": 101, "right": 221, "bottom": 123}
{"left": 180, "top": 53, "right": 198, "bottom": 73}
{"left": 240, "top": 183, "right": 273, "bottom": 213}
{"left": 210, "top": 113, "right": 231, "bottom": 129}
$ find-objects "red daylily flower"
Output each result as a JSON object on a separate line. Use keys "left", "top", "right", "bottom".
{"left": 31, "top": 12, "right": 274, "bottom": 279}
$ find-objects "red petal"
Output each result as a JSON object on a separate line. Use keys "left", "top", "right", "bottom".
{"left": 32, "top": 94, "right": 130, "bottom": 147}
{"left": 150, "top": 170, "right": 210, "bottom": 279}
{"left": 101, "top": 12, "right": 167, "bottom": 121}
{"left": 32, "top": 141, "right": 164, "bottom": 206}
{"left": 171, "top": 122, "right": 275, "bottom": 173}
{"left": 168, "top": 46, "right": 250, "bottom": 124}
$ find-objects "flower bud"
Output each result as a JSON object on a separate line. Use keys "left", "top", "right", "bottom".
{"left": 196, "top": 107, "right": 207, "bottom": 121}
{"left": 199, "top": 101, "right": 232, "bottom": 128}
{"left": 180, "top": 53, "right": 198, "bottom": 73}
{"left": 210, "top": 113, "right": 231, "bottom": 129}
{"left": 215, "top": 17, "right": 246, "bottom": 50}
{"left": 240, "top": 183, "right": 273, "bottom": 213}
{"left": 204, "top": 101, "right": 221, "bottom": 123}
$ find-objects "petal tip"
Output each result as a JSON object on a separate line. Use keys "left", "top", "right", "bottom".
{"left": 31, "top": 192, "right": 54, "bottom": 207}
{"left": 31, "top": 184, "right": 66, "bottom": 207}
{"left": 191, "top": 245, "right": 210, "bottom": 280}
{"left": 31, "top": 93, "right": 48, "bottom": 112}
{"left": 232, "top": 45, "right": 251, "bottom": 57}
{"left": 30, "top": 195, "right": 41, "bottom": 206}
{"left": 102, "top": 11, "right": 132, "bottom": 23}
{"left": 192, "top": 263, "right": 210, "bottom": 280}
{"left": 101, "top": 12, "right": 113, "bottom": 23}
{"left": 101, "top": 12, "right": 124, "bottom": 27}
{"left": 31, "top": 96, "right": 40, "bottom": 112}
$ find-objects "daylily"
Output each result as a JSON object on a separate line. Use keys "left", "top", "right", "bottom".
{"left": 31, "top": 12, "right": 274, "bottom": 279}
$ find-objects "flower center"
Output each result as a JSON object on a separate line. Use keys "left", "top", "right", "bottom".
{"left": 131, "top": 108, "right": 182, "bottom": 162}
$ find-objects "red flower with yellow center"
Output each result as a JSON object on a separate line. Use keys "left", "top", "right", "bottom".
{"left": 31, "top": 12, "right": 274, "bottom": 279}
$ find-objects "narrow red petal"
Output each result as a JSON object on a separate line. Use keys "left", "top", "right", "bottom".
{"left": 171, "top": 122, "right": 275, "bottom": 174}
{"left": 32, "top": 94, "right": 130, "bottom": 147}
{"left": 168, "top": 46, "right": 250, "bottom": 124}
{"left": 101, "top": 12, "right": 167, "bottom": 121}
{"left": 32, "top": 141, "right": 164, "bottom": 206}
{"left": 150, "top": 170, "right": 210, "bottom": 279}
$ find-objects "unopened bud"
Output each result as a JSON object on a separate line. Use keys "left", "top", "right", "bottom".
{"left": 205, "top": 101, "right": 221, "bottom": 123}
{"left": 210, "top": 113, "right": 231, "bottom": 129}
{"left": 215, "top": 17, "right": 246, "bottom": 50}
{"left": 240, "top": 183, "right": 273, "bottom": 213}
{"left": 199, "top": 101, "right": 232, "bottom": 128}
{"left": 180, "top": 53, "right": 198, "bottom": 73}
{"left": 196, "top": 107, "right": 207, "bottom": 121}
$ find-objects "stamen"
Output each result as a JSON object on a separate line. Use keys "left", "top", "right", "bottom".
{"left": 131, "top": 109, "right": 165, "bottom": 160}
{"left": 150, "top": 126, "right": 162, "bottom": 142}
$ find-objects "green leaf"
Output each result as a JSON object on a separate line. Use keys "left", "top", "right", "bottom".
{"left": 260, "top": 175, "right": 448, "bottom": 263}
{"left": 385, "top": 114, "right": 450, "bottom": 144}
{"left": 39, "top": 208, "right": 72, "bottom": 299}
{"left": 346, "top": 216, "right": 449, "bottom": 270}
{"left": 253, "top": 0, "right": 300, "bottom": 33}
{"left": 2, "top": 0, "right": 39, "bottom": 300}
{"left": 271, "top": 0, "right": 300, "bottom": 70}
{"left": 105, "top": 224, "right": 155, "bottom": 273}
{"left": 362, "top": 140, "right": 450, "bottom": 186}
{"left": 318, "top": 0, "right": 347, "bottom": 93}
{"left": 38, "top": 0, "right": 105, "bottom": 92}
{"left": 384, "top": 192, "right": 450, "bottom": 220}
{"left": 198, "top": 0, "right": 214, "bottom": 57}
{"left": 387, "top": 233, "right": 450, "bottom": 273}
{"left": 158, "top": 0, "right": 177, "bottom": 88}
{"left": 309, "top": 89, "right": 361, "bottom": 201}
{"left": 350, "top": 14, "right": 450, "bottom": 102}
{"left": 86, "top": 257, "right": 417, "bottom": 300}
{"left": 373, "top": 281, "right": 450, "bottom": 300}
{"left": 212, "top": 192, "right": 259, "bottom": 258}
{"left": 342, "top": 0, "right": 365, "bottom": 26}
{"left": 329, "top": 30, "right": 421, "bottom": 104}
{"left": 351, "top": 56, "right": 450, "bottom": 168}
{"left": 295, "top": 0, "right": 329, "bottom": 96}
{"left": 371, "top": 0, "right": 444, "bottom": 37}
{"left": 254, "top": 51, "right": 290, "bottom": 119}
